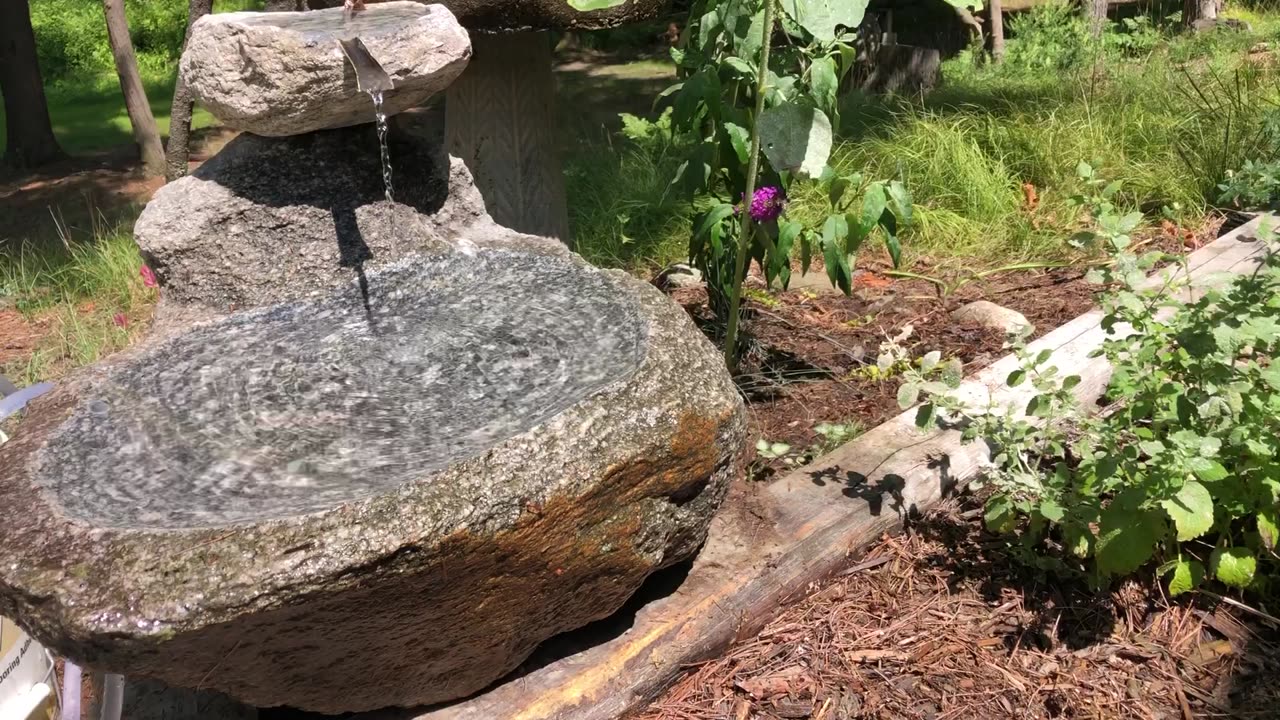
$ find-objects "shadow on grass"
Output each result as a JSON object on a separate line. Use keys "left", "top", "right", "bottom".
{"left": 2, "top": 71, "right": 215, "bottom": 157}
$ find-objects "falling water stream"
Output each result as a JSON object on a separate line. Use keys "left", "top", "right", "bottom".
{"left": 369, "top": 90, "right": 394, "bottom": 204}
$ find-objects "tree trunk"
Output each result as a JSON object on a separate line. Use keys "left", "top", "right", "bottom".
{"left": 1185, "top": 0, "right": 1219, "bottom": 27}
{"left": 989, "top": 0, "right": 1005, "bottom": 63}
{"left": 1087, "top": 0, "right": 1109, "bottom": 38}
{"left": 0, "top": 0, "right": 65, "bottom": 169}
{"left": 103, "top": 0, "right": 165, "bottom": 176}
{"left": 165, "top": 0, "right": 213, "bottom": 181}
{"left": 953, "top": 5, "right": 984, "bottom": 45}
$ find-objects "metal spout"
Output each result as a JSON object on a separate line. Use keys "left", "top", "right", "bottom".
{"left": 338, "top": 36, "right": 394, "bottom": 94}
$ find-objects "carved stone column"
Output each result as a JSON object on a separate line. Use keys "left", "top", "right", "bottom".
{"left": 445, "top": 31, "right": 572, "bottom": 243}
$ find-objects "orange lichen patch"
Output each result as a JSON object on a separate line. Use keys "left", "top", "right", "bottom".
{"left": 1022, "top": 182, "right": 1039, "bottom": 212}
{"left": 589, "top": 411, "right": 727, "bottom": 505}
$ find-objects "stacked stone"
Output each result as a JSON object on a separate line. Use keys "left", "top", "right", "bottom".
{"left": 0, "top": 3, "right": 747, "bottom": 716}
{"left": 137, "top": 2, "right": 475, "bottom": 312}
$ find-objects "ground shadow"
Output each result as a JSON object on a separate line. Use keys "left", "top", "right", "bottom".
{"left": 913, "top": 500, "right": 1119, "bottom": 651}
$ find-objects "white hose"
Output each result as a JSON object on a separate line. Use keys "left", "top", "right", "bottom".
{"left": 98, "top": 675, "right": 124, "bottom": 720}
{"left": 59, "top": 663, "right": 80, "bottom": 720}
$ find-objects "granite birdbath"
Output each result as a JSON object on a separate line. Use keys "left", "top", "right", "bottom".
{"left": 0, "top": 2, "right": 747, "bottom": 715}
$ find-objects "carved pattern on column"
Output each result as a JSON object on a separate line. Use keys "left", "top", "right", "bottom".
{"left": 445, "top": 31, "right": 572, "bottom": 243}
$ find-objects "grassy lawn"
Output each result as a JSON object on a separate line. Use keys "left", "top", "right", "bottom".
{"left": 0, "top": 71, "right": 216, "bottom": 156}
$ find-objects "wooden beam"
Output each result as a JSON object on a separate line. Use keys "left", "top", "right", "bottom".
{"left": 374, "top": 217, "right": 1271, "bottom": 720}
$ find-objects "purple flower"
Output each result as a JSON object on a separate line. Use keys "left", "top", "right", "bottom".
{"left": 113, "top": 313, "right": 128, "bottom": 329}
{"left": 139, "top": 265, "right": 157, "bottom": 289}
{"left": 745, "top": 186, "right": 785, "bottom": 223}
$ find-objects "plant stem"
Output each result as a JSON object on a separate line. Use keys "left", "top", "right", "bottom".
{"left": 723, "top": 0, "right": 776, "bottom": 370}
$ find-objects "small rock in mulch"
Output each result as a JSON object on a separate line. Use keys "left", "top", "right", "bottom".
{"left": 950, "top": 300, "right": 1031, "bottom": 335}
{"left": 654, "top": 263, "right": 704, "bottom": 289}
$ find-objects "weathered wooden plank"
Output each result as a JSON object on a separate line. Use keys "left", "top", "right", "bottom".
{"left": 387, "top": 217, "right": 1271, "bottom": 720}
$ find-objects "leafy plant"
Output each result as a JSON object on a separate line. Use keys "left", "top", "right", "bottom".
{"left": 903, "top": 164, "right": 1280, "bottom": 596}
{"left": 1218, "top": 159, "right": 1280, "bottom": 210}
{"left": 1002, "top": 3, "right": 1094, "bottom": 72}
{"left": 571, "top": 0, "right": 913, "bottom": 367}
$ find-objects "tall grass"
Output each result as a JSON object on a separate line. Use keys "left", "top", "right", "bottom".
{"left": 0, "top": 228, "right": 154, "bottom": 385}
{"left": 573, "top": 14, "right": 1280, "bottom": 271}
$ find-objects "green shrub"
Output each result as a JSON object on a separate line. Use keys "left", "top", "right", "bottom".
{"left": 1003, "top": 3, "right": 1094, "bottom": 72}
{"left": 29, "top": 0, "right": 264, "bottom": 85}
{"left": 903, "top": 165, "right": 1280, "bottom": 596}
{"left": 1219, "top": 158, "right": 1280, "bottom": 209}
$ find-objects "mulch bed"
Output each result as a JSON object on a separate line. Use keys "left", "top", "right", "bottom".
{"left": 668, "top": 265, "right": 1093, "bottom": 476}
{"left": 664, "top": 215, "right": 1226, "bottom": 478}
{"left": 637, "top": 499, "right": 1280, "bottom": 720}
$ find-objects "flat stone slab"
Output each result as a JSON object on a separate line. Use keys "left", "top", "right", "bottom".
{"left": 0, "top": 241, "right": 747, "bottom": 712}
{"left": 181, "top": 2, "right": 470, "bottom": 136}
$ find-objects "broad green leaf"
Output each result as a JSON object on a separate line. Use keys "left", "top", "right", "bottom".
{"left": 821, "top": 216, "right": 852, "bottom": 295}
{"left": 1161, "top": 481, "right": 1215, "bottom": 541}
{"left": 779, "top": 0, "right": 871, "bottom": 42}
{"left": 897, "top": 383, "right": 920, "bottom": 410}
{"left": 738, "top": 6, "right": 767, "bottom": 59}
{"left": 799, "top": 228, "right": 814, "bottom": 274}
{"left": 567, "top": 0, "right": 628, "bottom": 10}
{"left": 1007, "top": 369, "right": 1026, "bottom": 387}
{"left": 722, "top": 56, "right": 755, "bottom": 77}
{"left": 880, "top": 209, "right": 902, "bottom": 267}
{"left": 724, "top": 122, "right": 751, "bottom": 164}
{"left": 887, "top": 180, "right": 913, "bottom": 226}
{"left": 758, "top": 103, "right": 833, "bottom": 178}
{"left": 810, "top": 56, "right": 839, "bottom": 116}
{"left": 1188, "top": 457, "right": 1229, "bottom": 483}
{"left": 941, "top": 358, "right": 964, "bottom": 388}
{"left": 860, "top": 184, "right": 888, "bottom": 236}
{"left": 984, "top": 495, "right": 1017, "bottom": 534}
{"left": 829, "top": 176, "right": 852, "bottom": 208}
{"left": 1210, "top": 546, "right": 1257, "bottom": 589}
{"left": 1039, "top": 498, "right": 1065, "bottom": 523}
{"left": 696, "top": 204, "right": 737, "bottom": 240}
{"left": 921, "top": 350, "right": 942, "bottom": 373}
{"left": 914, "top": 403, "right": 937, "bottom": 429}
{"left": 1096, "top": 505, "right": 1159, "bottom": 576}
{"left": 1258, "top": 510, "right": 1279, "bottom": 551}
{"left": 1167, "top": 559, "right": 1205, "bottom": 596}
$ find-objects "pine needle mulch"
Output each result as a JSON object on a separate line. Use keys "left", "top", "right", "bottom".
{"left": 636, "top": 501, "right": 1280, "bottom": 720}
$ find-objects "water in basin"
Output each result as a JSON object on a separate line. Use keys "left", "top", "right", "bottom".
{"left": 36, "top": 250, "right": 645, "bottom": 530}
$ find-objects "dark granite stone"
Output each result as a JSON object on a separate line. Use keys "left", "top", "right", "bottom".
{"left": 0, "top": 240, "right": 748, "bottom": 713}
{"left": 134, "top": 123, "right": 493, "bottom": 313}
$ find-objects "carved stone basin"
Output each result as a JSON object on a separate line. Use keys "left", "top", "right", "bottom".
{"left": 40, "top": 250, "right": 643, "bottom": 530}
{"left": 0, "top": 241, "right": 747, "bottom": 713}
